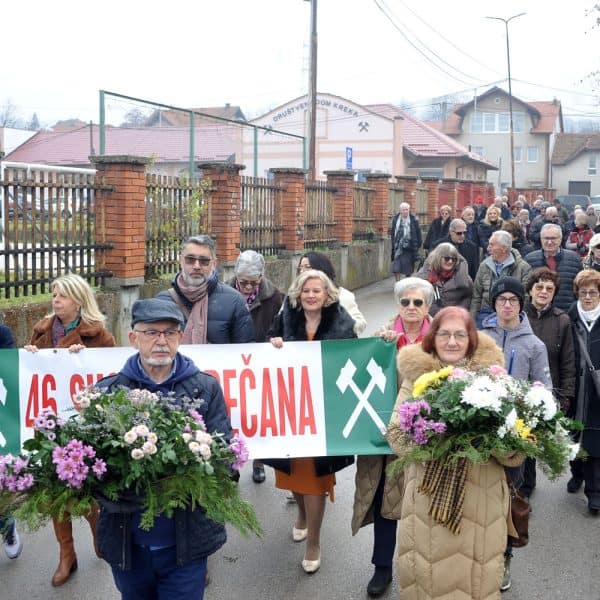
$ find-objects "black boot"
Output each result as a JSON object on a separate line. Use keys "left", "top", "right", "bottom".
{"left": 367, "top": 566, "right": 392, "bottom": 598}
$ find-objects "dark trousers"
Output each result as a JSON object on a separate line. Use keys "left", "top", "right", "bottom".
{"left": 111, "top": 544, "right": 207, "bottom": 600}
{"left": 571, "top": 457, "right": 600, "bottom": 502}
{"left": 519, "top": 457, "right": 537, "bottom": 496}
{"left": 371, "top": 469, "right": 397, "bottom": 569}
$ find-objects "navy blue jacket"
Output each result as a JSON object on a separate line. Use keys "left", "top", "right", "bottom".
{"left": 157, "top": 272, "right": 255, "bottom": 344}
{"left": 524, "top": 248, "right": 582, "bottom": 311}
{"left": 0, "top": 325, "right": 16, "bottom": 349}
{"left": 94, "top": 353, "right": 231, "bottom": 570}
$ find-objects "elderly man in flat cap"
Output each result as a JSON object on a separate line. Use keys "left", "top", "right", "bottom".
{"left": 95, "top": 298, "right": 232, "bottom": 600}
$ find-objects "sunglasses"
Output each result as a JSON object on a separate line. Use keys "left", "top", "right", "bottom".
{"left": 399, "top": 298, "right": 424, "bottom": 307}
{"left": 453, "top": 231, "right": 466, "bottom": 236}
{"left": 183, "top": 255, "right": 212, "bottom": 266}
{"left": 442, "top": 256, "right": 457, "bottom": 262}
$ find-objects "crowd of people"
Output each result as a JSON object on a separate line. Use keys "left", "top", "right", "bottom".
{"left": 0, "top": 192, "right": 599, "bottom": 599}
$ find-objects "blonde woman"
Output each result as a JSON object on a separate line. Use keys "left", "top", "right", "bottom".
{"left": 266, "top": 269, "right": 356, "bottom": 574}
{"left": 478, "top": 205, "right": 504, "bottom": 252}
{"left": 25, "top": 273, "right": 115, "bottom": 586}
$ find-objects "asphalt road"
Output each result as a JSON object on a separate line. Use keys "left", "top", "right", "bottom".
{"left": 2, "top": 278, "right": 600, "bottom": 600}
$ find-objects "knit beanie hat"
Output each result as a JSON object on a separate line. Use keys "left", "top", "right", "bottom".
{"left": 490, "top": 276, "right": 525, "bottom": 311}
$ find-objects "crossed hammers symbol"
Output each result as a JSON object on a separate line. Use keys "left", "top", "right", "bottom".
{"left": 336, "top": 358, "right": 386, "bottom": 439}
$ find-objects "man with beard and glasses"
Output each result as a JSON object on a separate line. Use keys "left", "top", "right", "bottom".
{"left": 157, "top": 234, "right": 255, "bottom": 344}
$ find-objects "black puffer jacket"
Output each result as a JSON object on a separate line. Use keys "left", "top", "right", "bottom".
{"left": 423, "top": 216, "right": 450, "bottom": 250}
{"left": 94, "top": 354, "right": 231, "bottom": 570}
{"left": 157, "top": 272, "right": 255, "bottom": 343}
{"left": 264, "top": 299, "right": 357, "bottom": 476}
{"left": 477, "top": 219, "right": 503, "bottom": 250}
{"left": 524, "top": 249, "right": 582, "bottom": 311}
{"left": 524, "top": 301, "right": 576, "bottom": 411}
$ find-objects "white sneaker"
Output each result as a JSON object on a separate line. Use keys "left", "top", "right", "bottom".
{"left": 3, "top": 523, "right": 23, "bottom": 559}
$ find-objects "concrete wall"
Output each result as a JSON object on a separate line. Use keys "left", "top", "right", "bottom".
{"left": 1, "top": 241, "right": 391, "bottom": 347}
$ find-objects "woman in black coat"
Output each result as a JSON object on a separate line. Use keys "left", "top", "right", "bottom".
{"left": 423, "top": 205, "right": 451, "bottom": 250}
{"left": 567, "top": 270, "right": 600, "bottom": 513}
{"left": 266, "top": 269, "right": 356, "bottom": 574}
{"left": 522, "top": 268, "right": 576, "bottom": 496}
{"left": 478, "top": 205, "right": 504, "bottom": 252}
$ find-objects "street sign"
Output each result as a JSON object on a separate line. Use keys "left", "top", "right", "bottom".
{"left": 345, "top": 146, "right": 352, "bottom": 170}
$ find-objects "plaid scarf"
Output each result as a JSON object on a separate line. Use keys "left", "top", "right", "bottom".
{"left": 176, "top": 273, "right": 209, "bottom": 344}
{"left": 418, "top": 456, "right": 469, "bottom": 534}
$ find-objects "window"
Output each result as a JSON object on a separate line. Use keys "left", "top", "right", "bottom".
{"left": 527, "top": 146, "right": 539, "bottom": 163}
{"left": 472, "top": 146, "right": 484, "bottom": 157}
{"left": 470, "top": 111, "right": 525, "bottom": 133}
{"left": 514, "top": 146, "right": 522, "bottom": 162}
{"left": 471, "top": 112, "right": 482, "bottom": 133}
{"left": 589, "top": 155, "right": 597, "bottom": 176}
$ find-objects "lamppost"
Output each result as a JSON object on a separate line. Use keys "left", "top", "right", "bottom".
{"left": 486, "top": 12, "right": 525, "bottom": 194}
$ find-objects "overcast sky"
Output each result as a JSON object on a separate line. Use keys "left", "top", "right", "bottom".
{"left": 2, "top": 0, "right": 598, "bottom": 127}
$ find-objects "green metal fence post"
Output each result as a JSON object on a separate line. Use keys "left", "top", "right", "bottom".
{"left": 99, "top": 90, "right": 105, "bottom": 155}
{"left": 253, "top": 126, "right": 258, "bottom": 177}
{"left": 189, "top": 111, "right": 195, "bottom": 178}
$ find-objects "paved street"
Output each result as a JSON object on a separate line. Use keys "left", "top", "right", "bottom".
{"left": 2, "top": 277, "right": 600, "bottom": 599}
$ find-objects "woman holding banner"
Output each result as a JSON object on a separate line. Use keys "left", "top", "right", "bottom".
{"left": 24, "top": 273, "right": 115, "bottom": 587}
{"left": 266, "top": 269, "right": 356, "bottom": 574}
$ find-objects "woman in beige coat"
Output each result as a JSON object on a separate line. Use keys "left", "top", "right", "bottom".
{"left": 387, "top": 306, "right": 521, "bottom": 600}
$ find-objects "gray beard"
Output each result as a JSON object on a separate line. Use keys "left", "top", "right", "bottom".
{"left": 143, "top": 356, "right": 173, "bottom": 367}
{"left": 181, "top": 271, "right": 206, "bottom": 286}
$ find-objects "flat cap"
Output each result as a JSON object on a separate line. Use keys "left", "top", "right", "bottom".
{"left": 131, "top": 298, "right": 184, "bottom": 328}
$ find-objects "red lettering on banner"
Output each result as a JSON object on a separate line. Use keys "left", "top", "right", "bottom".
{"left": 239, "top": 368, "right": 257, "bottom": 437}
{"left": 25, "top": 374, "right": 58, "bottom": 427}
{"left": 241, "top": 354, "right": 252, "bottom": 366}
{"left": 69, "top": 373, "right": 107, "bottom": 400}
{"left": 298, "top": 367, "right": 316, "bottom": 434}
{"left": 260, "top": 370, "right": 278, "bottom": 436}
{"left": 277, "top": 368, "right": 297, "bottom": 436}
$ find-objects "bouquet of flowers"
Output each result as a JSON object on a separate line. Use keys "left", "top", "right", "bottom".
{"left": 13, "top": 387, "right": 261, "bottom": 537}
{"left": 390, "top": 365, "right": 582, "bottom": 478}
{"left": 0, "top": 454, "right": 35, "bottom": 517}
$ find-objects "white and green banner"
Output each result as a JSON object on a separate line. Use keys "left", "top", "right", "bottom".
{"left": 0, "top": 338, "right": 397, "bottom": 458}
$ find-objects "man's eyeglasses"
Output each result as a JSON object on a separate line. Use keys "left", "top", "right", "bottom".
{"left": 399, "top": 298, "right": 424, "bottom": 307}
{"left": 496, "top": 295, "right": 520, "bottom": 306}
{"left": 237, "top": 279, "right": 260, "bottom": 289}
{"left": 183, "top": 255, "right": 212, "bottom": 266}
{"left": 435, "top": 331, "right": 468, "bottom": 341}
{"left": 134, "top": 329, "right": 180, "bottom": 340}
{"left": 541, "top": 237, "right": 560, "bottom": 242}
{"left": 452, "top": 231, "right": 466, "bottom": 236}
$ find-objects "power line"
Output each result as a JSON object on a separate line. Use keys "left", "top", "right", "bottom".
{"left": 391, "top": 0, "right": 505, "bottom": 77}
{"left": 372, "top": 0, "right": 486, "bottom": 87}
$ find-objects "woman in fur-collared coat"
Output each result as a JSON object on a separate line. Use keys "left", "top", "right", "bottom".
{"left": 386, "top": 307, "right": 521, "bottom": 600}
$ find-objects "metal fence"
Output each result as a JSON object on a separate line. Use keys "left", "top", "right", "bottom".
{"left": 352, "top": 184, "right": 375, "bottom": 240}
{"left": 240, "top": 176, "right": 284, "bottom": 255}
{"left": 145, "top": 174, "right": 210, "bottom": 279}
{"left": 304, "top": 180, "right": 336, "bottom": 248}
{"left": 0, "top": 163, "right": 109, "bottom": 299}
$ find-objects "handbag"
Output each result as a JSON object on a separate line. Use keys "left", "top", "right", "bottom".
{"left": 507, "top": 476, "right": 529, "bottom": 548}
{"left": 575, "top": 333, "right": 600, "bottom": 398}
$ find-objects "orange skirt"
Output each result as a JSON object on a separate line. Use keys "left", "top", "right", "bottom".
{"left": 275, "top": 458, "right": 335, "bottom": 501}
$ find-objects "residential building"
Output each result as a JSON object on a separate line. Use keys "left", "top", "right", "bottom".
{"left": 0, "top": 127, "right": 36, "bottom": 157}
{"left": 551, "top": 132, "right": 600, "bottom": 197}
{"left": 438, "top": 86, "right": 563, "bottom": 190}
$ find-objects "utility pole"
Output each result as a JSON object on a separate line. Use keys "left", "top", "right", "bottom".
{"left": 486, "top": 13, "right": 525, "bottom": 194}
{"left": 306, "top": 0, "right": 317, "bottom": 180}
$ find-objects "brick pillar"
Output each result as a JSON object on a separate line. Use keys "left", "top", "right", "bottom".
{"left": 365, "top": 173, "right": 391, "bottom": 238}
{"left": 324, "top": 170, "right": 355, "bottom": 244}
{"left": 396, "top": 176, "right": 417, "bottom": 212}
{"left": 423, "top": 179, "right": 440, "bottom": 223}
{"left": 270, "top": 168, "right": 306, "bottom": 252}
{"left": 197, "top": 162, "right": 244, "bottom": 263}
{"left": 91, "top": 155, "right": 148, "bottom": 285}
{"left": 445, "top": 179, "right": 458, "bottom": 215}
